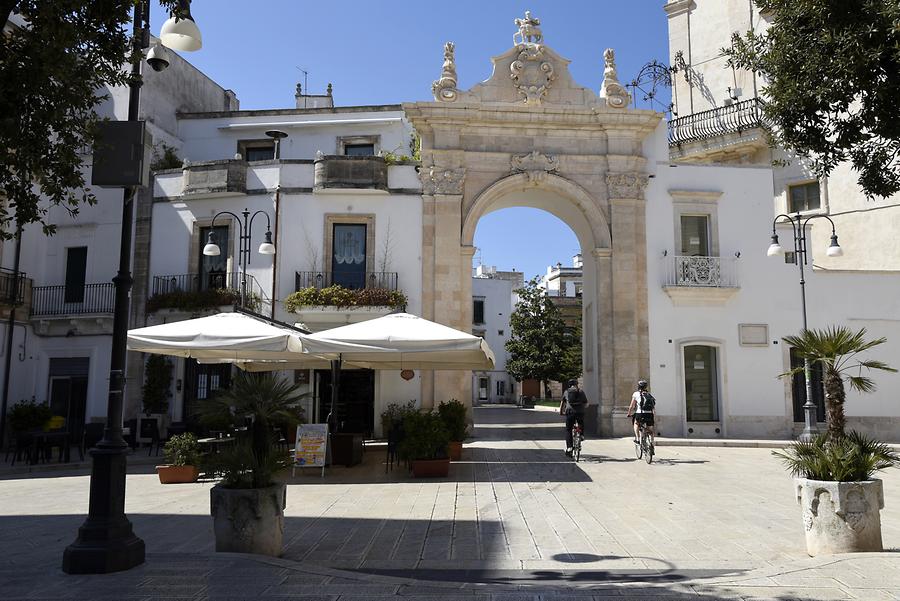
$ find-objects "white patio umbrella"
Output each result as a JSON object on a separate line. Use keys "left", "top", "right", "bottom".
{"left": 126, "top": 311, "right": 329, "bottom": 366}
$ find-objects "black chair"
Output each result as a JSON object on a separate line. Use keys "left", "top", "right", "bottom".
{"left": 385, "top": 420, "right": 404, "bottom": 473}
{"left": 7, "top": 432, "right": 36, "bottom": 466}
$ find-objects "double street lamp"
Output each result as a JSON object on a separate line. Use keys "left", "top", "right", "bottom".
{"left": 203, "top": 209, "right": 276, "bottom": 308}
{"left": 767, "top": 211, "right": 844, "bottom": 441}
{"left": 62, "top": 0, "right": 202, "bottom": 574}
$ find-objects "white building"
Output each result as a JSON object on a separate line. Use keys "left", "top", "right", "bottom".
{"left": 0, "top": 31, "right": 236, "bottom": 442}
{"left": 471, "top": 265, "right": 521, "bottom": 404}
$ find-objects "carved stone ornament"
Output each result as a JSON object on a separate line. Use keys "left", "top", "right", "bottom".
{"left": 510, "top": 150, "right": 560, "bottom": 184}
{"left": 431, "top": 41, "right": 459, "bottom": 102}
{"left": 599, "top": 48, "right": 631, "bottom": 109}
{"left": 510, "top": 43, "right": 555, "bottom": 105}
{"left": 419, "top": 166, "right": 466, "bottom": 195}
{"left": 513, "top": 11, "right": 543, "bottom": 45}
{"left": 606, "top": 172, "right": 649, "bottom": 199}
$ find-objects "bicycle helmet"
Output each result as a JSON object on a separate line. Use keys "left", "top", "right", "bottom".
{"left": 637, "top": 379, "right": 648, "bottom": 390}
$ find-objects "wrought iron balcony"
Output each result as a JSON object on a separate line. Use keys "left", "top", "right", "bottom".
{"left": 30, "top": 283, "right": 115, "bottom": 317}
{"left": 295, "top": 270, "right": 398, "bottom": 291}
{"left": 151, "top": 272, "right": 258, "bottom": 296}
{"left": 0, "top": 268, "right": 28, "bottom": 305}
{"left": 663, "top": 256, "right": 739, "bottom": 288}
{"left": 668, "top": 98, "right": 766, "bottom": 146}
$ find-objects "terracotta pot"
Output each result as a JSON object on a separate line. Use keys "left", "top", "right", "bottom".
{"left": 411, "top": 458, "right": 450, "bottom": 478}
{"left": 156, "top": 464, "right": 199, "bottom": 484}
{"left": 448, "top": 441, "right": 463, "bottom": 461}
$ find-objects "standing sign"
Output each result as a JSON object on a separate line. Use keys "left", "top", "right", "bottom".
{"left": 293, "top": 423, "right": 328, "bottom": 477}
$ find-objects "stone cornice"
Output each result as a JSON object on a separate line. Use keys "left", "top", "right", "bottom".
{"left": 668, "top": 189, "right": 723, "bottom": 204}
{"left": 663, "top": 0, "right": 696, "bottom": 17}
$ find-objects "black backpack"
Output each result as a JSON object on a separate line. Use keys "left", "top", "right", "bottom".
{"left": 565, "top": 388, "right": 587, "bottom": 412}
{"left": 639, "top": 391, "right": 656, "bottom": 412}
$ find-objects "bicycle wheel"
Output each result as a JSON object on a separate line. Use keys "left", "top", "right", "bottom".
{"left": 635, "top": 428, "right": 643, "bottom": 459}
{"left": 644, "top": 432, "right": 654, "bottom": 464}
{"left": 573, "top": 433, "right": 581, "bottom": 462}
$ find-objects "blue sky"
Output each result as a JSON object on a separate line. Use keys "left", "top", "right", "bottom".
{"left": 152, "top": 1, "right": 671, "bottom": 279}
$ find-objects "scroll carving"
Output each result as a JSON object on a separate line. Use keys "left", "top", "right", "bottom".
{"left": 419, "top": 166, "right": 466, "bottom": 195}
{"left": 606, "top": 172, "right": 649, "bottom": 199}
{"left": 510, "top": 150, "right": 559, "bottom": 184}
{"left": 600, "top": 48, "right": 631, "bottom": 109}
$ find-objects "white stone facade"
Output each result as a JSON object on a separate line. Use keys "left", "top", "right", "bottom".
{"left": 471, "top": 266, "right": 520, "bottom": 405}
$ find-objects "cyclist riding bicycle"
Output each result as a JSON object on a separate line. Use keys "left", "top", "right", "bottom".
{"left": 559, "top": 379, "right": 587, "bottom": 457}
{"left": 627, "top": 380, "right": 656, "bottom": 443}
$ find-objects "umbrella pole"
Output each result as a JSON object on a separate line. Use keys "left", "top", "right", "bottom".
{"left": 326, "top": 356, "right": 341, "bottom": 433}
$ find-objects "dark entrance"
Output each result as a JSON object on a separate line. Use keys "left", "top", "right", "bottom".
{"left": 183, "top": 359, "right": 232, "bottom": 428}
{"left": 790, "top": 348, "right": 826, "bottom": 422}
{"left": 316, "top": 368, "right": 375, "bottom": 436}
{"left": 48, "top": 357, "right": 89, "bottom": 435}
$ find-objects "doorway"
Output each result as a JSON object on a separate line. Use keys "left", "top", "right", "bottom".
{"left": 790, "top": 348, "right": 826, "bottom": 422}
{"left": 683, "top": 344, "right": 720, "bottom": 422}
{"left": 183, "top": 359, "right": 232, "bottom": 427}
{"left": 48, "top": 357, "right": 89, "bottom": 435}
{"left": 315, "top": 368, "right": 375, "bottom": 436}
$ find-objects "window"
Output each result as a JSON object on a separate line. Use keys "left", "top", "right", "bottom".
{"left": 344, "top": 143, "right": 375, "bottom": 156}
{"left": 237, "top": 140, "right": 275, "bottom": 162}
{"left": 498, "top": 330, "right": 504, "bottom": 336}
{"left": 680, "top": 215, "right": 710, "bottom": 256}
{"left": 496, "top": 381, "right": 506, "bottom": 396}
{"left": 64, "top": 247, "right": 88, "bottom": 303}
{"left": 789, "top": 181, "right": 821, "bottom": 213}
{"left": 199, "top": 225, "right": 228, "bottom": 289}
{"left": 332, "top": 223, "right": 367, "bottom": 289}
{"left": 473, "top": 298, "right": 485, "bottom": 325}
{"left": 478, "top": 377, "right": 489, "bottom": 400}
{"left": 683, "top": 344, "right": 720, "bottom": 421}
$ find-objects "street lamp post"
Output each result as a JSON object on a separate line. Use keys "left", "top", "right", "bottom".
{"left": 62, "top": 0, "right": 200, "bottom": 574}
{"left": 203, "top": 209, "right": 275, "bottom": 308}
{"left": 767, "top": 211, "right": 844, "bottom": 441}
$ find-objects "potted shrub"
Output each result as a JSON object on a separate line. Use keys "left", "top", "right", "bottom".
{"left": 139, "top": 355, "right": 173, "bottom": 443}
{"left": 399, "top": 410, "right": 450, "bottom": 478}
{"left": 198, "top": 371, "right": 304, "bottom": 557}
{"left": 777, "top": 326, "right": 898, "bottom": 556}
{"left": 437, "top": 399, "right": 468, "bottom": 461}
{"left": 157, "top": 433, "right": 201, "bottom": 484}
{"left": 380, "top": 400, "right": 417, "bottom": 438}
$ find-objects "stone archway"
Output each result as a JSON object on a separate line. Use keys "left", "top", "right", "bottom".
{"left": 404, "top": 14, "right": 661, "bottom": 435}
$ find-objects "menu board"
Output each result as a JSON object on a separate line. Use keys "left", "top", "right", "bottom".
{"left": 294, "top": 424, "right": 328, "bottom": 468}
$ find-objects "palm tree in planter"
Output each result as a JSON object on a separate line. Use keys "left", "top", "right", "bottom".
{"left": 197, "top": 371, "right": 305, "bottom": 557}
{"left": 778, "top": 326, "right": 897, "bottom": 555}
{"left": 399, "top": 411, "right": 451, "bottom": 478}
{"left": 437, "top": 399, "right": 468, "bottom": 461}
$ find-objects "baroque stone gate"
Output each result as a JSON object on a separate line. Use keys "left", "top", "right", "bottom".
{"left": 405, "top": 14, "right": 661, "bottom": 435}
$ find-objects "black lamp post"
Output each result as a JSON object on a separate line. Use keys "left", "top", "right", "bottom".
{"left": 767, "top": 211, "right": 844, "bottom": 441}
{"left": 62, "top": 0, "right": 201, "bottom": 574}
{"left": 203, "top": 209, "right": 275, "bottom": 308}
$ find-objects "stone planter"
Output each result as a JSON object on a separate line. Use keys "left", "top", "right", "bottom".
{"left": 157, "top": 465, "right": 199, "bottom": 484}
{"left": 448, "top": 441, "right": 463, "bottom": 461}
{"left": 411, "top": 458, "right": 450, "bottom": 478}
{"left": 210, "top": 483, "right": 286, "bottom": 557}
{"left": 795, "top": 478, "right": 885, "bottom": 556}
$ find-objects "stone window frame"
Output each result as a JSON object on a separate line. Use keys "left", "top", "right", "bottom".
{"left": 786, "top": 179, "right": 827, "bottom": 215}
{"left": 323, "top": 214, "right": 376, "bottom": 278}
{"left": 472, "top": 296, "right": 486, "bottom": 325}
{"left": 337, "top": 135, "right": 380, "bottom": 156}
{"left": 669, "top": 190, "right": 723, "bottom": 258}
{"left": 237, "top": 139, "right": 275, "bottom": 162}
{"left": 189, "top": 217, "right": 236, "bottom": 276}
{"left": 675, "top": 337, "right": 727, "bottom": 426}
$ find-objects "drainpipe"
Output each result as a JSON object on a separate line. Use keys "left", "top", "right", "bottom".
{"left": 0, "top": 223, "right": 23, "bottom": 449}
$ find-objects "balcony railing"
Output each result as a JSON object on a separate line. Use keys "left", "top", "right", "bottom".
{"left": 30, "top": 283, "right": 115, "bottom": 317}
{"left": 295, "top": 271, "right": 398, "bottom": 291}
{"left": 152, "top": 272, "right": 257, "bottom": 296}
{"left": 0, "top": 268, "right": 28, "bottom": 305}
{"left": 668, "top": 98, "right": 766, "bottom": 146}
{"left": 663, "top": 256, "right": 738, "bottom": 288}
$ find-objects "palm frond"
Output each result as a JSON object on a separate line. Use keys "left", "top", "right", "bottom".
{"left": 847, "top": 375, "right": 876, "bottom": 393}
{"left": 773, "top": 431, "right": 900, "bottom": 481}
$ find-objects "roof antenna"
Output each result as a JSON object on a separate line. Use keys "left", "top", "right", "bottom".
{"left": 295, "top": 66, "right": 309, "bottom": 108}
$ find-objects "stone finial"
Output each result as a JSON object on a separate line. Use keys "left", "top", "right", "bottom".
{"left": 295, "top": 83, "right": 302, "bottom": 96}
{"left": 600, "top": 48, "right": 631, "bottom": 109}
{"left": 326, "top": 83, "right": 333, "bottom": 96}
{"left": 432, "top": 41, "right": 459, "bottom": 102}
{"left": 513, "top": 11, "right": 543, "bottom": 45}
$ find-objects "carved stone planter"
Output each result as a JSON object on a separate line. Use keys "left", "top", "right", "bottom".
{"left": 210, "top": 483, "right": 286, "bottom": 557}
{"left": 157, "top": 465, "right": 199, "bottom": 484}
{"left": 795, "top": 478, "right": 885, "bottom": 556}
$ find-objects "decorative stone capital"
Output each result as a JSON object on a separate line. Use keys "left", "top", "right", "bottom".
{"left": 419, "top": 166, "right": 466, "bottom": 196}
{"left": 606, "top": 172, "right": 649, "bottom": 200}
{"left": 431, "top": 41, "right": 459, "bottom": 102}
{"left": 510, "top": 150, "right": 559, "bottom": 184}
{"left": 460, "top": 245, "right": 477, "bottom": 257}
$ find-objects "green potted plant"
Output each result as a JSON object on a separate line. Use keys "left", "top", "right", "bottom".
{"left": 777, "top": 326, "right": 898, "bottom": 555}
{"left": 399, "top": 410, "right": 450, "bottom": 478}
{"left": 140, "top": 355, "right": 172, "bottom": 443}
{"left": 437, "top": 399, "right": 468, "bottom": 461}
{"left": 380, "top": 400, "right": 417, "bottom": 438}
{"left": 157, "top": 433, "right": 201, "bottom": 484}
{"left": 197, "top": 371, "right": 304, "bottom": 557}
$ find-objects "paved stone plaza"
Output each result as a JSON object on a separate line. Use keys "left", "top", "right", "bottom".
{"left": 1, "top": 405, "right": 898, "bottom": 600}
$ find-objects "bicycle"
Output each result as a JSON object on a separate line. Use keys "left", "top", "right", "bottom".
{"left": 633, "top": 420, "right": 654, "bottom": 464}
{"left": 570, "top": 420, "right": 583, "bottom": 462}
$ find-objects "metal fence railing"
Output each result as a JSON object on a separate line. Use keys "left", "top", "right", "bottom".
{"left": 295, "top": 271, "right": 399, "bottom": 291}
{"left": 30, "top": 283, "right": 115, "bottom": 316}
{"left": 663, "top": 256, "right": 739, "bottom": 288}
{"left": 668, "top": 98, "right": 766, "bottom": 146}
{"left": 0, "top": 267, "right": 28, "bottom": 305}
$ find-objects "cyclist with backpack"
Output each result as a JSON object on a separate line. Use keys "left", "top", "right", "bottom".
{"left": 627, "top": 379, "right": 656, "bottom": 443}
{"left": 559, "top": 379, "right": 587, "bottom": 457}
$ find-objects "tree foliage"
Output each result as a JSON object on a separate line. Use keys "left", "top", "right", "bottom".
{"left": 781, "top": 326, "right": 895, "bottom": 439}
{"left": 725, "top": 1, "right": 900, "bottom": 198}
{"left": 0, "top": 1, "right": 180, "bottom": 238}
{"left": 505, "top": 278, "right": 581, "bottom": 389}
